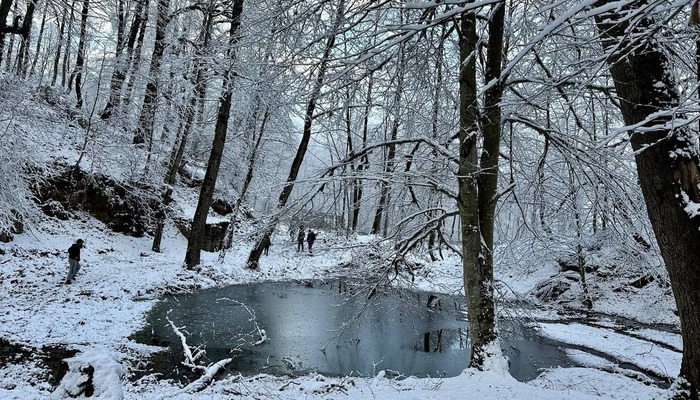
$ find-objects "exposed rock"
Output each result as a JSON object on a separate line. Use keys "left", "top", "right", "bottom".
{"left": 211, "top": 199, "right": 233, "bottom": 215}
{"left": 173, "top": 218, "right": 230, "bottom": 252}
{"left": 33, "top": 167, "right": 160, "bottom": 237}
{"left": 534, "top": 277, "right": 572, "bottom": 302}
{"left": 0, "top": 338, "right": 78, "bottom": 388}
{"left": 0, "top": 210, "right": 24, "bottom": 243}
{"left": 557, "top": 255, "right": 599, "bottom": 274}
{"left": 628, "top": 274, "right": 656, "bottom": 289}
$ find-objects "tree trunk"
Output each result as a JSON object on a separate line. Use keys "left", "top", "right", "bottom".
{"left": 246, "top": 0, "right": 345, "bottom": 268}
{"left": 351, "top": 72, "right": 372, "bottom": 233}
{"left": 133, "top": 0, "right": 169, "bottom": 145}
{"left": 51, "top": 3, "right": 67, "bottom": 86}
{"left": 100, "top": 0, "right": 142, "bottom": 120}
{"left": 0, "top": 0, "right": 9, "bottom": 68}
{"left": 72, "top": 0, "right": 89, "bottom": 108}
{"left": 184, "top": 0, "right": 244, "bottom": 269}
{"left": 123, "top": 2, "right": 149, "bottom": 108}
{"left": 595, "top": 2, "right": 700, "bottom": 397}
{"left": 15, "top": 0, "right": 37, "bottom": 76}
{"left": 62, "top": 0, "right": 76, "bottom": 88}
{"left": 457, "top": 1, "right": 505, "bottom": 370}
{"left": 30, "top": 4, "right": 47, "bottom": 77}
{"left": 4, "top": 15, "right": 18, "bottom": 71}
{"left": 152, "top": 7, "right": 212, "bottom": 253}
{"left": 372, "top": 50, "right": 402, "bottom": 235}
{"left": 219, "top": 102, "right": 270, "bottom": 260}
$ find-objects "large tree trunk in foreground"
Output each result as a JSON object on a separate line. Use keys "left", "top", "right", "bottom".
{"left": 457, "top": 1, "right": 505, "bottom": 370}
{"left": 596, "top": 1, "right": 700, "bottom": 398}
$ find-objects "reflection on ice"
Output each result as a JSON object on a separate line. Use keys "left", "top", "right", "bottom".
{"left": 132, "top": 280, "right": 572, "bottom": 381}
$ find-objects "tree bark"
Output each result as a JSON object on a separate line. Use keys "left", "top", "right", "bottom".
{"left": 185, "top": 0, "right": 244, "bottom": 269}
{"left": 51, "top": 3, "right": 67, "bottom": 86}
{"left": 246, "top": 0, "right": 345, "bottom": 268}
{"left": 72, "top": 0, "right": 89, "bottom": 109}
{"left": 123, "top": 2, "right": 149, "bottom": 108}
{"left": 4, "top": 14, "right": 19, "bottom": 71}
{"left": 372, "top": 47, "right": 403, "bottom": 235}
{"left": 133, "top": 0, "right": 170, "bottom": 145}
{"left": 15, "top": 0, "right": 37, "bottom": 76}
{"left": 595, "top": 1, "right": 700, "bottom": 397}
{"left": 29, "top": 4, "right": 47, "bottom": 77}
{"left": 219, "top": 101, "right": 270, "bottom": 260}
{"left": 457, "top": 0, "right": 505, "bottom": 370}
{"left": 351, "top": 72, "right": 372, "bottom": 233}
{"left": 152, "top": 5, "right": 212, "bottom": 253}
{"left": 100, "top": 0, "right": 145, "bottom": 120}
{"left": 62, "top": 0, "right": 76, "bottom": 88}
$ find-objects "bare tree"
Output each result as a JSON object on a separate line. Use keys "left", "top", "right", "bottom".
{"left": 245, "top": 0, "right": 346, "bottom": 268}
{"left": 371, "top": 45, "right": 404, "bottom": 235}
{"left": 133, "top": 0, "right": 170, "bottom": 145}
{"left": 152, "top": 2, "right": 214, "bottom": 253}
{"left": 15, "top": 0, "right": 36, "bottom": 75}
{"left": 185, "top": 0, "right": 245, "bottom": 268}
{"left": 100, "top": 0, "right": 147, "bottom": 120}
{"left": 29, "top": 2, "right": 46, "bottom": 77}
{"left": 51, "top": 1, "right": 68, "bottom": 86}
{"left": 456, "top": 0, "right": 506, "bottom": 369}
{"left": 62, "top": 0, "right": 76, "bottom": 88}
{"left": 71, "top": 0, "right": 89, "bottom": 108}
{"left": 595, "top": 1, "right": 700, "bottom": 397}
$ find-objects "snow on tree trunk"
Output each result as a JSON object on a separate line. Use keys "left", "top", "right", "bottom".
{"left": 185, "top": 0, "right": 244, "bottom": 269}
{"left": 246, "top": 0, "right": 345, "bottom": 268}
{"left": 457, "top": 2, "right": 505, "bottom": 370}
{"left": 133, "top": 0, "right": 169, "bottom": 145}
{"left": 595, "top": 1, "right": 700, "bottom": 398}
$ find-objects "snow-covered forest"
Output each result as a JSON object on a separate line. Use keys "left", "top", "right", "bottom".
{"left": 1, "top": 0, "right": 699, "bottom": 398}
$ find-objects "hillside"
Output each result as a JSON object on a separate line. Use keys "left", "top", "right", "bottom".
{"left": 0, "top": 69, "right": 683, "bottom": 399}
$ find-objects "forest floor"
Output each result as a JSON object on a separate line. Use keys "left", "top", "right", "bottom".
{"left": 0, "top": 211, "right": 682, "bottom": 399}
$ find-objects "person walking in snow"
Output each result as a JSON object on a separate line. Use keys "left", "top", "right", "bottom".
{"left": 296, "top": 225, "right": 305, "bottom": 252}
{"left": 307, "top": 230, "right": 317, "bottom": 254}
{"left": 65, "top": 239, "right": 84, "bottom": 284}
{"left": 262, "top": 237, "right": 271, "bottom": 256}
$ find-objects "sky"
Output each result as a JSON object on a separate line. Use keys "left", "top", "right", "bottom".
{"left": 0, "top": 207, "right": 681, "bottom": 399}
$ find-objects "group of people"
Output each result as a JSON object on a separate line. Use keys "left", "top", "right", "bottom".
{"left": 295, "top": 225, "right": 317, "bottom": 254}
{"left": 257, "top": 225, "right": 320, "bottom": 257}
{"left": 64, "top": 224, "right": 317, "bottom": 283}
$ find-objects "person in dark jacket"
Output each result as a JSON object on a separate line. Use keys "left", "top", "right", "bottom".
{"left": 296, "top": 225, "right": 305, "bottom": 252}
{"left": 306, "top": 230, "right": 316, "bottom": 254}
{"left": 262, "top": 237, "right": 271, "bottom": 256}
{"left": 65, "top": 239, "right": 84, "bottom": 284}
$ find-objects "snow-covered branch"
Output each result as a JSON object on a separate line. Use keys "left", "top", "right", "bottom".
{"left": 165, "top": 314, "right": 206, "bottom": 370}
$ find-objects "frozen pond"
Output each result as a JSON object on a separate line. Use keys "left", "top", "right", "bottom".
{"left": 132, "top": 280, "right": 572, "bottom": 381}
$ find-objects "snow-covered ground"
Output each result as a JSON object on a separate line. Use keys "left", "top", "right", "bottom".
{"left": 0, "top": 213, "right": 680, "bottom": 399}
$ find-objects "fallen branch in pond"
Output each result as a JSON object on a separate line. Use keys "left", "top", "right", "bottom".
{"left": 159, "top": 314, "right": 238, "bottom": 398}
{"left": 165, "top": 314, "right": 205, "bottom": 370}
{"left": 216, "top": 297, "right": 268, "bottom": 345}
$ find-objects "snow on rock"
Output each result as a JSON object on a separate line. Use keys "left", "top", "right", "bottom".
{"left": 52, "top": 348, "right": 124, "bottom": 399}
